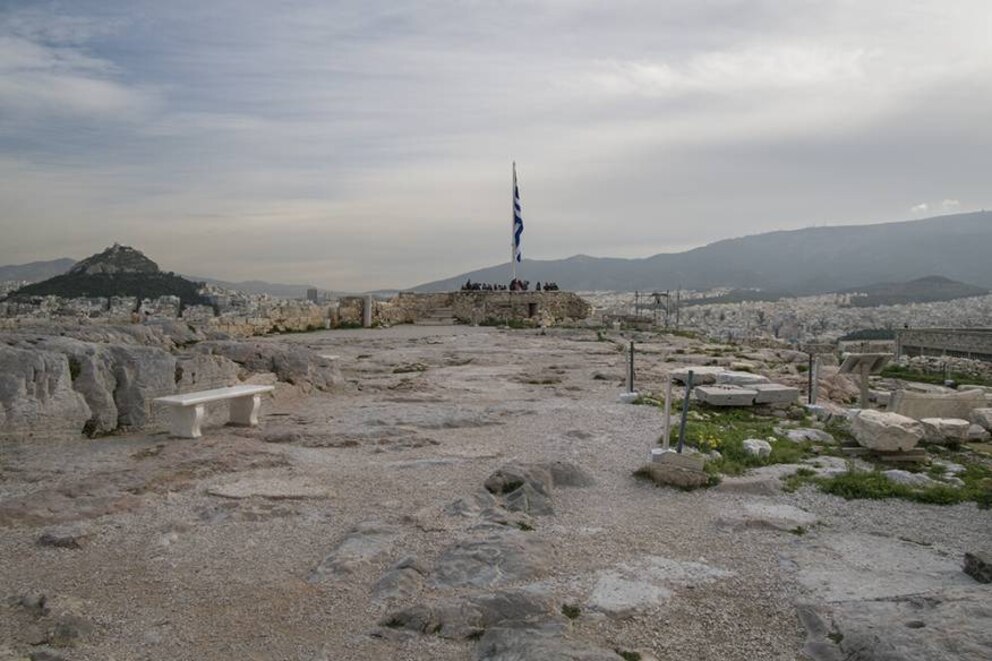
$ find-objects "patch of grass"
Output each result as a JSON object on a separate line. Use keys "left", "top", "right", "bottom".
{"left": 823, "top": 418, "right": 855, "bottom": 444}
{"left": 827, "top": 632, "right": 844, "bottom": 644}
{"left": 782, "top": 467, "right": 819, "bottom": 493}
{"left": 515, "top": 521, "right": 535, "bottom": 532}
{"left": 561, "top": 604, "right": 581, "bottom": 620}
{"left": 790, "top": 526, "right": 808, "bottom": 535}
{"left": 812, "top": 465, "right": 992, "bottom": 507}
{"left": 796, "top": 363, "right": 808, "bottom": 373}
{"left": 662, "top": 404, "right": 813, "bottom": 476}
{"left": 616, "top": 651, "right": 642, "bottom": 661}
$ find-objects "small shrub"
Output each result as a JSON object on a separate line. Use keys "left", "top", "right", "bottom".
{"left": 561, "top": 604, "right": 581, "bottom": 620}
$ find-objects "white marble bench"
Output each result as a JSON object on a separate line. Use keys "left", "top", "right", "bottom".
{"left": 154, "top": 385, "right": 275, "bottom": 439}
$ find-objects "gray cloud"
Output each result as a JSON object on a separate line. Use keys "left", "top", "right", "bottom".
{"left": 1, "top": 0, "right": 990, "bottom": 289}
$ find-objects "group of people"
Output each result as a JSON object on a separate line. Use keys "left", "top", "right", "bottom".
{"left": 460, "top": 279, "right": 561, "bottom": 292}
{"left": 461, "top": 280, "right": 508, "bottom": 291}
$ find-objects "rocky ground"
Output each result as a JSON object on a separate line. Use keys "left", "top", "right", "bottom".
{"left": 1, "top": 325, "right": 990, "bottom": 660}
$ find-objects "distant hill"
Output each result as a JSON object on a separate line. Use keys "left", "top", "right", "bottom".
{"left": 842, "top": 275, "right": 988, "bottom": 307}
{"left": 411, "top": 211, "right": 992, "bottom": 294}
{"left": 0, "top": 257, "right": 75, "bottom": 283}
{"left": 0, "top": 256, "right": 353, "bottom": 300}
{"left": 9, "top": 244, "right": 208, "bottom": 306}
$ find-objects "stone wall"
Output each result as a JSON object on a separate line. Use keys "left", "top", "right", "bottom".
{"left": 896, "top": 328, "right": 992, "bottom": 362}
{"left": 0, "top": 295, "right": 332, "bottom": 337}
{"left": 338, "top": 291, "right": 592, "bottom": 326}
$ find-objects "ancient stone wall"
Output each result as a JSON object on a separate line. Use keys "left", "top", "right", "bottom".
{"left": 896, "top": 328, "right": 992, "bottom": 362}
{"left": 338, "top": 291, "right": 592, "bottom": 327}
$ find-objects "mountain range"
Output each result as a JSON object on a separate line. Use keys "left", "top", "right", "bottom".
{"left": 0, "top": 258, "right": 75, "bottom": 283}
{"left": 412, "top": 211, "right": 992, "bottom": 294}
{"left": 3, "top": 211, "right": 991, "bottom": 298}
{"left": 842, "top": 275, "right": 987, "bottom": 307}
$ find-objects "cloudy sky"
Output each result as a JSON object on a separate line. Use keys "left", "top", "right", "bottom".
{"left": 1, "top": 1, "right": 990, "bottom": 289}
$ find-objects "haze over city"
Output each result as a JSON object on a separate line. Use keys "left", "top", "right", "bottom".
{"left": 2, "top": 0, "right": 991, "bottom": 289}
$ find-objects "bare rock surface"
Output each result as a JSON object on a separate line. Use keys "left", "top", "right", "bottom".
{"left": 475, "top": 626, "right": 623, "bottom": 661}
{"left": 193, "top": 340, "right": 341, "bottom": 391}
{"left": 588, "top": 555, "right": 734, "bottom": 618}
{"left": 372, "top": 556, "right": 428, "bottom": 602}
{"left": 716, "top": 501, "right": 817, "bottom": 532}
{"left": 788, "top": 532, "right": 975, "bottom": 603}
{"left": 432, "top": 532, "right": 552, "bottom": 588}
{"left": 801, "top": 587, "right": 992, "bottom": 661}
{"left": 381, "top": 589, "right": 555, "bottom": 639}
{"left": 311, "top": 520, "right": 400, "bottom": 579}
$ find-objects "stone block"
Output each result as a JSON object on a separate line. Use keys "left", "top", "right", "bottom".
{"left": 617, "top": 392, "right": 639, "bottom": 404}
{"left": 670, "top": 366, "right": 725, "bottom": 385}
{"left": 890, "top": 389, "right": 987, "bottom": 421}
{"left": 920, "top": 418, "right": 972, "bottom": 444}
{"left": 968, "top": 424, "right": 991, "bottom": 442}
{"left": 715, "top": 370, "right": 770, "bottom": 386}
{"left": 753, "top": 383, "right": 800, "bottom": 404}
{"left": 851, "top": 410, "right": 924, "bottom": 451}
{"left": 637, "top": 462, "right": 709, "bottom": 489}
{"left": 695, "top": 385, "right": 757, "bottom": 407}
{"left": 970, "top": 408, "right": 992, "bottom": 431}
{"left": 650, "top": 449, "right": 705, "bottom": 471}
{"left": 742, "top": 438, "right": 772, "bottom": 458}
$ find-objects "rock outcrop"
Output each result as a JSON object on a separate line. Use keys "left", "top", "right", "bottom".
{"left": 0, "top": 345, "right": 90, "bottom": 438}
{"left": 193, "top": 341, "right": 341, "bottom": 391}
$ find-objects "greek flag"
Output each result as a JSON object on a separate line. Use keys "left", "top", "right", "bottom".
{"left": 512, "top": 163, "right": 523, "bottom": 263}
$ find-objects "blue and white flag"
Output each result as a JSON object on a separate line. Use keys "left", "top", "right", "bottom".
{"left": 512, "top": 163, "right": 523, "bottom": 263}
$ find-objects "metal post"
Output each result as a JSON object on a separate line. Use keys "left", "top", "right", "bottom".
{"left": 627, "top": 341, "right": 635, "bottom": 393}
{"left": 676, "top": 370, "right": 693, "bottom": 454}
{"left": 662, "top": 377, "right": 673, "bottom": 451}
{"left": 859, "top": 361, "right": 870, "bottom": 409}
{"left": 807, "top": 353, "right": 814, "bottom": 404}
{"left": 811, "top": 356, "right": 820, "bottom": 405}
{"left": 665, "top": 290, "right": 670, "bottom": 329}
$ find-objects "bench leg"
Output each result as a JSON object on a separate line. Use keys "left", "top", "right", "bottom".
{"left": 170, "top": 405, "right": 204, "bottom": 439}
{"left": 229, "top": 394, "right": 262, "bottom": 426}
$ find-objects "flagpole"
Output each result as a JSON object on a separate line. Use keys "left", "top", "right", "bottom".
{"left": 511, "top": 161, "right": 517, "bottom": 283}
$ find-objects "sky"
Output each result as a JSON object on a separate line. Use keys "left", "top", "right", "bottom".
{"left": 1, "top": 0, "right": 990, "bottom": 290}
